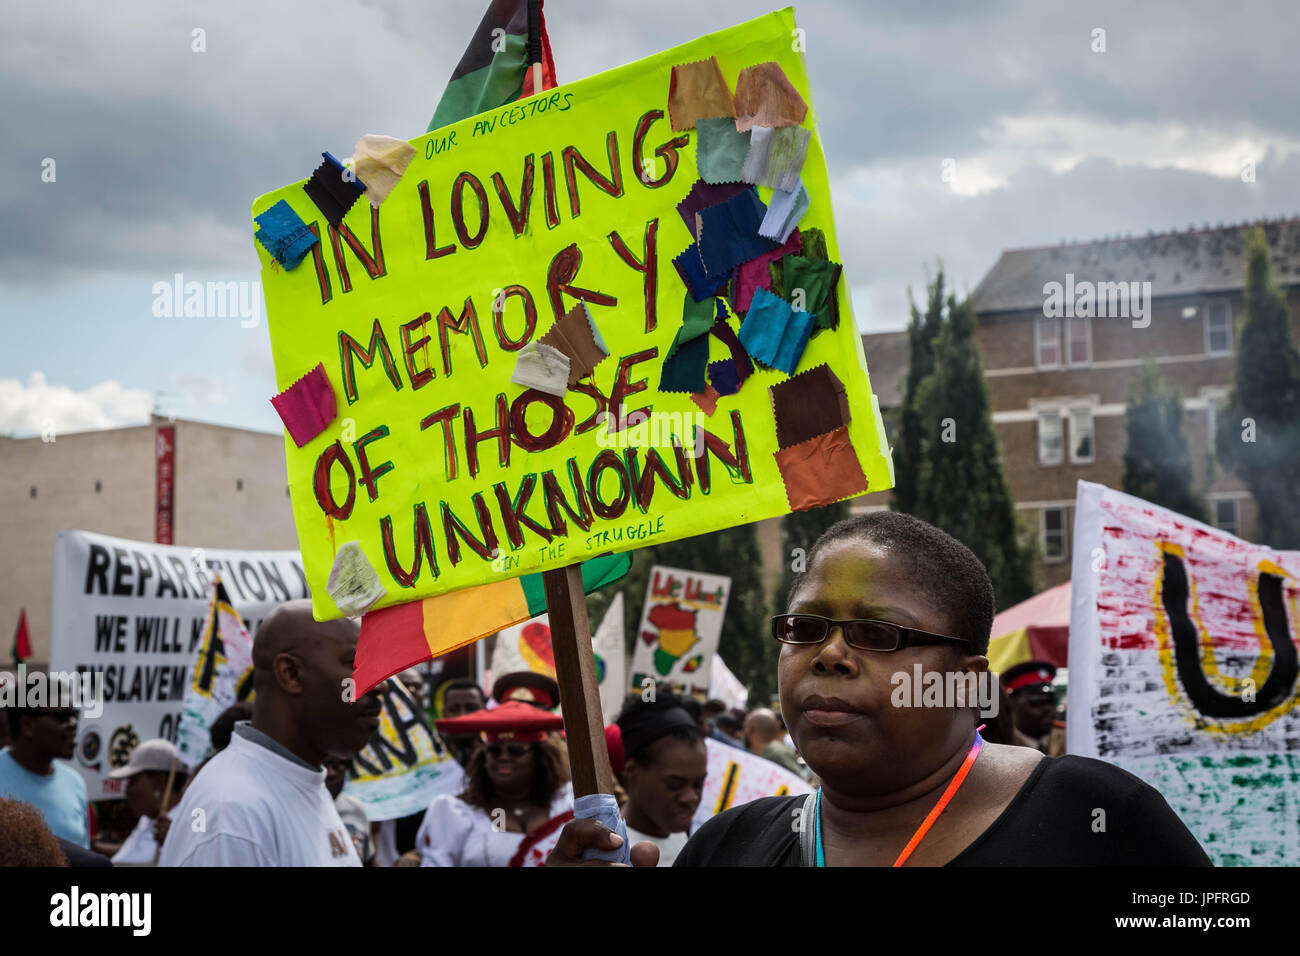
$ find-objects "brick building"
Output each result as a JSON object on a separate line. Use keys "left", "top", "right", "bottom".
{"left": 862, "top": 218, "right": 1300, "bottom": 589}
{"left": 0, "top": 417, "right": 298, "bottom": 666}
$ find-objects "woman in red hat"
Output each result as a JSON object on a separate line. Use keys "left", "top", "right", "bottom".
{"left": 416, "top": 700, "right": 574, "bottom": 866}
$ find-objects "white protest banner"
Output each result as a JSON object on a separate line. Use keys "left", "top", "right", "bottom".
{"left": 1069, "top": 480, "right": 1300, "bottom": 865}
{"left": 691, "top": 737, "right": 811, "bottom": 832}
{"left": 488, "top": 614, "right": 556, "bottom": 689}
{"left": 48, "top": 530, "right": 307, "bottom": 799}
{"left": 631, "top": 566, "right": 730, "bottom": 698}
{"left": 593, "top": 593, "right": 626, "bottom": 724}
{"left": 344, "top": 676, "right": 465, "bottom": 821}
{"left": 708, "top": 654, "right": 749, "bottom": 711}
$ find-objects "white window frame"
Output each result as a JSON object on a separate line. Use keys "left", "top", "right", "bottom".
{"left": 1204, "top": 301, "right": 1232, "bottom": 357}
{"left": 1035, "top": 316, "right": 1062, "bottom": 369}
{"left": 1037, "top": 407, "right": 1063, "bottom": 466}
{"left": 1211, "top": 498, "right": 1240, "bottom": 536}
{"left": 1068, "top": 404, "right": 1095, "bottom": 464}
{"left": 1200, "top": 386, "right": 1229, "bottom": 449}
{"left": 1065, "top": 316, "right": 1092, "bottom": 367}
{"left": 1041, "top": 507, "right": 1067, "bottom": 563}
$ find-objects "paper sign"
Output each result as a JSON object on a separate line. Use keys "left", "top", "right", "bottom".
{"left": 630, "top": 565, "right": 730, "bottom": 698}
{"left": 1069, "top": 480, "right": 1300, "bottom": 865}
{"left": 252, "top": 8, "right": 893, "bottom": 621}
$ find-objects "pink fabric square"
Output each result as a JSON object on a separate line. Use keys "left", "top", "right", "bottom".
{"left": 271, "top": 363, "right": 338, "bottom": 447}
{"left": 732, "top": 229, "right": 802, "bottom": 312}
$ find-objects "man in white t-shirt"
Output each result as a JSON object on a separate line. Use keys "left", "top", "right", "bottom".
{"left": 160, "top": 600, "right": 384, "bottom": 867}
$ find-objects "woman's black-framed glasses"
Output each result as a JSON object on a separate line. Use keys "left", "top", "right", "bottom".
{"left": 771, "top": 614, "right": 972, "bottom": 652}
{"left": 485, "top": 742, "right": 532, "bottom": 759}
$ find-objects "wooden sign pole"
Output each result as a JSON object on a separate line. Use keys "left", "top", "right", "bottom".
{"left": 542, "top": 564, "right": 616, "bottom": 797}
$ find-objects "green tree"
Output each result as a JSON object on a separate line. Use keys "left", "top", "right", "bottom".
{"left": 1122, "top": 362, "right": 1206, "bottom": 521}
{"left": 1216, "top": 227, "right": 1300, "bottom": 547}
{"left": 892, "top": 267, "right": 946, "bottom": 514}
{"left": 904, "top": 282, "right": 1039, "bottom": 610}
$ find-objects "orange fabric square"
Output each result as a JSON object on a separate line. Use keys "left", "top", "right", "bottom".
{"left": 774, "top": 426, "right": 868, "bottom": 511}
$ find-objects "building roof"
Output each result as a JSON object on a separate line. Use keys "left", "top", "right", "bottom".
{"left": 970, "top": 218, "right": 1300, "bottom": 315}
{"left": 859, "top": 330, "right": 909, "bottom": 408}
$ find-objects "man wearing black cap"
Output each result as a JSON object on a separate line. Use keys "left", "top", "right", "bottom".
{"left": 1001, "top": 661, "right": 1058, "bottom": 753}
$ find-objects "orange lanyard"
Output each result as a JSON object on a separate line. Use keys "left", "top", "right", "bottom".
{"left": 813, "top": 730, "right": 984, "bottom": 867}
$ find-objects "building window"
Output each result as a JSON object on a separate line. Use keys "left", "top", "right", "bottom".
{"left": 1066, "top": 316, "right": 1092, "bottom": 366}
{"left": 1203, "top": 389, "right": 1228, "bottom": 449}
{"left": 1037, "top": 408, "right": 1063, "bottom": 465}
{"left": 1035, "top": 316, "right": 1062, "bottom": 369}
{"left": 1212, "top": 499, "right": 1239, "bottom": 537}
{"left": 94, "top": 480, "right": 102, "bottom": 493}
{"left": 236, "top": 478, "right": 244, "bottom": 492}
{"left": 1205, "top": 302, "right": 1232, "bottom": 356}
{"left": 29, "top": 486, "right": 37, "bottom": 499}
{"left": 1069, "top": 405, "right": 1095, "bottom": 464}
{"left": 1041, "top": 508, "right": 1067, "bottom": 562}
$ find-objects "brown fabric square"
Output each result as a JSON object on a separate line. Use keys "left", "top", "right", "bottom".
{"left": 668, "top": 57, "right": 736, "bottom": 131}
{"left": 690, "top": 385, "right": 720, "bottom": 417}
{"left": 539, "top": 302, "right": 608, "bottom": 385}
{"left": 769, "top": 363, "right": 849, "bottom": 448}
{"left": 733, "top": 61, "right": 808, "bottom": 132}
{"left": 774, "top": 426, "right": 869, "bottom": 511}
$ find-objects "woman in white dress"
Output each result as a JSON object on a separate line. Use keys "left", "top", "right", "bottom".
{"left": 417, "top": 700, "right": 573, "bottom": 867}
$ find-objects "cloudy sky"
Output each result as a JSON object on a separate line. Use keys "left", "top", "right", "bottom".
{"left": 3, "top": 0, "right": 1299, "bottom": 437}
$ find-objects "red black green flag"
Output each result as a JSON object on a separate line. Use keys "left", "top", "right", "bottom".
{"left": 427, "top": 0, "right": 557, "bottom": 133}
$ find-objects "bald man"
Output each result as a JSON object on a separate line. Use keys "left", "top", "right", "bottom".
{"left": 159, "top": 601, "right": 383, "bottom": 866}
{"left": 743, "top": 709, "right": 810, "bottom": 781}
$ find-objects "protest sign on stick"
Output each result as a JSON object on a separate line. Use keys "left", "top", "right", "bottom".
{"left": 253, "top": 8, "right": 894, "bottom": 799}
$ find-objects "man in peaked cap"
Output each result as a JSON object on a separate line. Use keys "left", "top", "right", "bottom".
{"left": 1002, "top": 660, "right": 1058, "bottom": 753}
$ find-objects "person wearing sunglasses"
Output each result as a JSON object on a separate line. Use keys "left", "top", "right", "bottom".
{"left": 550, "top": 512, "right": 1211, "bottom": 867}
{"left": 416, "top": 700, "right": 573, "bottom": 866}
{"left": 0, "top": 702, "right": 89, "bottom": 849}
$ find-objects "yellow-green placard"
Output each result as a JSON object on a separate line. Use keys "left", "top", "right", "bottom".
{"left": 253, "top": 7, "right": 893, "bottom": 622}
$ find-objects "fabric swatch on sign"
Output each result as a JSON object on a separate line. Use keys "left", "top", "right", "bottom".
{"left": 759, "top": 126, "right": 810, "bottom": 192}
{"left": 675, "top": 293, "right": 718, "bottom": 349}
{"left": 352, "top": 134, "right": 416, "bottom": 209}
{"left": 782, "top": 254, "right": 843, "bottom": 331}
{"left": 696, "top": 188, "right": 778, "bottom": 277}
{"left": 668, "top": 57, "right": 736, "bottom": 131}
{"left": 540, "top": 301, "right": 610, "bottom": 385}
{"left": 709, "top": 317, "right": 754, "bottom": 382}
{"left": 673, "top": 243, "right": 731, "bottom": 302}
{"left": 770, "top": 227, "right": 838, "bottom": 328}
{"left": 511, "top": 342, "right": 570, "bottom": 397}
{"left": 708, "top": 358, "right": 744, "bottom": 396}
{"left": 254, "top": 200, "right": 319, "bottom": 270}
{"left": 769, "top": 363, "right": 851, "bottom": 448}
{"left": 731, "top": 228, "right": 802, "bottom": 312}
{"left": 736, "top": 287, "right": 813, "bottom": 375}
{"left": 690, "top": 385, "right": 721, "bottom": 417}
{"left": 677, "top": 179, "right": 750, "bottom": 237}
{"left": 733, "top": 61, "right": 808, "bottom": 132}
{"left": 328, "top": 541, "right": 387, "bottom": 618}
{"left": 774, "top": 426, "right": 869, "bottom": 511}
{"left": 270, "top": 363, "right": 337, "bottom": 448}
{"left": 303, "top": 151, "right": 367, "bottom": 226}
{"left": 695, "top": 117, "right": 752, "bottom": 184}
{"left": 659, "top": 333, "right": 709, "bottom": 393}
{"left": 759, "top": 179, "right": 809, "bottom": 243}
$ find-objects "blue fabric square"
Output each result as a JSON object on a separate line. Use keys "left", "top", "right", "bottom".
{"left": 255, "top": 200, "right": 319, "bottom": 270}
{"left": 708, "top": 359, "right": 743, "bottom": 396}
{"left": 738, "top": 287, "right": 814, "bottom": 375}
{"left": 697, "top": 189, "right": 778, "bottom": 278}
{"left": 674, "top": 243, "right": 730, "bottom": 302}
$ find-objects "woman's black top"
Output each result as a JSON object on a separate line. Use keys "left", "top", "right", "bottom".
{"left": 674, "top": 755, "right": 1213, "bottom": 866}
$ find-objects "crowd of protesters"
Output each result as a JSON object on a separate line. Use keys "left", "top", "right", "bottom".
{"left": 2, "top": 513, "right": 1200, "bottom": 868}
